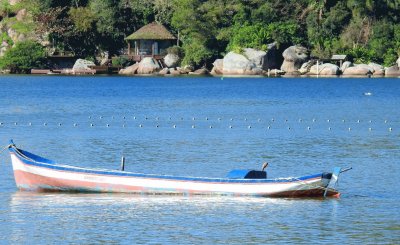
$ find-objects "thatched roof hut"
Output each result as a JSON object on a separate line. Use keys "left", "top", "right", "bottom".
{"left": 125, "top": 22, "right": 176, "bottom": 57}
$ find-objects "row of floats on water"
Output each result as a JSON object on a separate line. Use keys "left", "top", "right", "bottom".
{"left": 0, "top": 121, "right": 394, "bottom": 131}
{"left": 0, "top": 116, "right": 395, "bottom": 123}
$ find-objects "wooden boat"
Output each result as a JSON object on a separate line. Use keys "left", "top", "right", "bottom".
{"left": 7, "top": 141, "right": 349, "bottom": 198}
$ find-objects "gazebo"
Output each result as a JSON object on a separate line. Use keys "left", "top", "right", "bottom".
{"left": 125, "top": 22, "right": 177, "bottom": 62}
{"left": 330, "top": 54, "right": 348, "bottom": 67}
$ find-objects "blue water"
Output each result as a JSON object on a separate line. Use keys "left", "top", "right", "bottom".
{"left": 0, "top": 75, "right": 399, "bottom": 244}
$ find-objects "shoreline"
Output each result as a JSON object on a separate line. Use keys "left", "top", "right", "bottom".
{"left": 0, "top": 73, "right": 399, "bottom": 78}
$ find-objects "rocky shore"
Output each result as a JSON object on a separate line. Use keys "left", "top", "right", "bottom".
{"left": 26, "top": 47, "right": 400, "bottom": 77}
{"left": 114, "top": 44, "right": 400, "bottom": 77}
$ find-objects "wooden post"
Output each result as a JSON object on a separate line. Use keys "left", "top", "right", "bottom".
{"left": 127, "top": 42, "right": 131, "bottom": 55}
{"left": 120, "top": 156, "right": 125, "bottom": 171}
{"left": 177, "top": 30, "right": 180, "bottom": 46}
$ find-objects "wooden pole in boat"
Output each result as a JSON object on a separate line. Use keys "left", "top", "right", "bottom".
{"left": 120, "top": 156, "right": 125, "bottom": 171}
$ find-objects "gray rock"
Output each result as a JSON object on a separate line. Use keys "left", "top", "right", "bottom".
{"left": 396, "top": 57, "right": 400, "bottom": 67}
{"left": 100, "top": 58, "right": 110, "bottom": 66}
{"left": 0, "top": 41, "right": 9, "bottom": 57}
{"left": 5, "top": 26, "right": 27, "bottom": 44}
{"left": 16, "top": 9, "right": 27, "bottom": 21}
{"left": 182, "top": 65, "right": 194, "bottom": 73}
{"left": 119, "top": 63, "right": 139, "bottom": 75}
{"left": 170, "top": 69, "right": 181, "bottom": 75}
{"left": 211, "top": 59, "right": 223, "bottom": 75}
{"left": 355, "top": 64, "right": 375, "bottom": 73}
{"left": 159, "top": 67, "right": 169, "bottom": 75}
{"left": 299, "top": 61, "right": 315, "bottom": 74}
{"left": 243, "top": 48, "right": 266, "bottom": 69}
{"left": 268, "top": 69, "right": 285, "bottom": 76}
{"left": 190, "top": 68, "right": 209, "bottom": 75}
{"left": 368, "top": 63, "right": 384, "bottom": 75}
{"left": 385, "top": 66, "right": 400, "bottom": 76}
{"left": 212, "top": 44, "right": 278, "bottom": 75}
{"left": 164, "top": 54, "right": 180, "bottom": 68}
{"left": 73, "top": 59, "right": 95, "bottom": 70}
{"left": 243, "top": 43, "right": 278, "bottom": 70}
{"left": 342, "top": 66, "right": 372, "bottom": 76}
{"left": 137, "top": 57, "right": 161, "bottom": 74}
{"left": 340, "top": 61, "right": 353, "bottom": 73}
{"left": 281, "top": 45, "right": 308, "bottom": 73}
{"left": 222, "top": 52, "right": 256, "bottom": 75}
{"left": 309, "top": 63, "right": 340, "bottom": 75}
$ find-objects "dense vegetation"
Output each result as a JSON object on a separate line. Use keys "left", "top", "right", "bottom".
{"left": 0, "top": 40, "right": 46, "bottom": 73}
{"left": 0, "top": 0, "right": 399, "bottom": 68}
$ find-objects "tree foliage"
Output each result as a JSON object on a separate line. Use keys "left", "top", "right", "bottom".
{"left": 0, "top": 40, "right": 46, "bottom": 73}
{"left": 4, "top": 0, "right": 400, "bottom": 67}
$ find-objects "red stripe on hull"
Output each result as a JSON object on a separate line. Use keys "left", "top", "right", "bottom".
{"left": 14, "top": 170, "right": 144, "bottom": 193}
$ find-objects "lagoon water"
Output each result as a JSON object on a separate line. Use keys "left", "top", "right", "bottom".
{"left": 0, "top": 75, "right": 399, "bottom": 244}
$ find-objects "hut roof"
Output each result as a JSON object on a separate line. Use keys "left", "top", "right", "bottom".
{"left": 331, "top": 54, "right": 347, "bottom": 60}
{"left": 125, "top": 22, "right": 176, "bottom": 40}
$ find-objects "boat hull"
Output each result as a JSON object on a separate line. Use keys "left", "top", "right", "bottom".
{"left": 10, "top": 150, "right": 339, "bottom": 198}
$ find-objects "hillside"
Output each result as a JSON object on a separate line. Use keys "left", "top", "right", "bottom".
{"left": 0, "top": 0, "right": 399, "bottom": 68}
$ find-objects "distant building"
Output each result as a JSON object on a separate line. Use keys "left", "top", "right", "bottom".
{"left": 125, "top": 22, "right": 176, "bottom": 62}
{"left": 330, "top": 55, "right": 348, "bottom": 67}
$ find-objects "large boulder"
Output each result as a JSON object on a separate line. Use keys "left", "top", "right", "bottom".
{"left": 355, "top": 64, "right": 375, "bottom": 74}
{"left": 243, "top": 48, "right": 266, "bottom": 69}
{"left": 397, "top": 57, "right": 400, "bottom": 67}
{"left": 368, "top": 63, "right": 385, "bottom": 75}
{"left": 211, "top": 44, "right": 278, "bottom": 75}
{"left": 119, "top": 63, "right": 139, "bottom": 75}
{"left": 211, "top": 59, "right": 223, "bottom": 75}
{"left": 222, "top": 52, "right": 258, "bottom": 75}
{"left": 342, "top": 66, "right": 372, "bottom": 76}
{"left": 340, "top": 61, "right": 353, "bottom": 73}
{"left": 385, "top": 66, "right": 400, "bottom": 76}
{"left": 280, "top": 45, "right": 308, "bottom": 73}
{"left": 73, "top": 59, "right": 95, "bottom": 70}
{"left": 164, "top": 54, "right": 180, "bottom": 68}
{"left": 137, "top": 57, "right": 161, "bottom": 74}
{"left": 309, "top": 63, "right": 340, "bottom": 75}
{"left": 243, "top": 43, "right": 278, "bottom": 70}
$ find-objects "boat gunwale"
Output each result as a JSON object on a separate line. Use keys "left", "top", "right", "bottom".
{"left": 9, "top": 147, "right": 323, "bottom": 184}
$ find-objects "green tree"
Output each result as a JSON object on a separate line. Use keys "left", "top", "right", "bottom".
{"left": 0, "top": 40, "right": 46, "bottom": 73}
{"left": 69, "top": 7, "right": 96, "bottom": 32}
